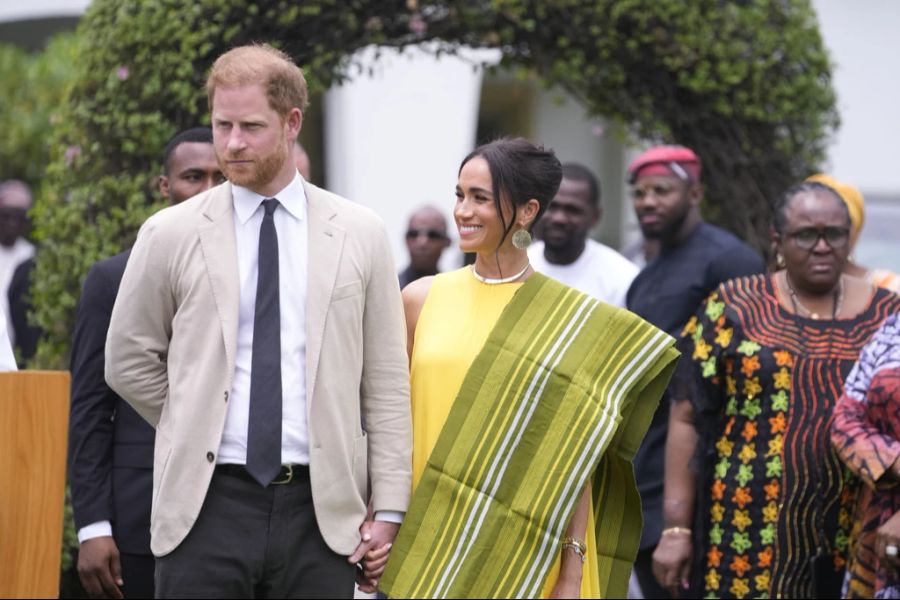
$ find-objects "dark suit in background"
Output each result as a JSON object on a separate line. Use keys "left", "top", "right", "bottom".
{"left": 68, "top": 250, "right": 155, "bottom": 598}
{"left": 7, "top": 257, "right": 41, "bottom": 366}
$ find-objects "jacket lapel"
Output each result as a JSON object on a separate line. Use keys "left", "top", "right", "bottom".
{"left": 197, "top": 185, "right": 240, "bottom": 377}
{"left": 305, "top": 183, "right": 346, "bottom": 401}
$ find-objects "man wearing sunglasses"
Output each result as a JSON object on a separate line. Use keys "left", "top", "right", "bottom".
{"left": 399, "top": 205, "right": 450, "bottom": 288}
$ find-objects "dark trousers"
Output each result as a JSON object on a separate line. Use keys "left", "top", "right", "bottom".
{"left": 120, "top": 553, "right": 154, "bottom": 599}
{"left": 634, "top": 546, "right": 673, "bottom": 599}
{"left": 155, "top": 466, "right": 355, "bottom": 599}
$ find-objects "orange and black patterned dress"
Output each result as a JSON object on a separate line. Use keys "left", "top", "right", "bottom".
{"left": 832, "top": 314, "right": 900, "bottom": 598}
{"left": 678, "top": 274, "right": 900, "bottom": 599}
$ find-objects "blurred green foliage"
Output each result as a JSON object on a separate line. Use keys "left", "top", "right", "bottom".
{"left": 30, "top": 0, "right": 837, "bottom": 370}
{"left": 0, "top": 34, "right": 80, "bottom": 185}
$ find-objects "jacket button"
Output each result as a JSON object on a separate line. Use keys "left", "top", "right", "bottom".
{"left": 207, "top": 452, "right": 215, "bottom": 462}
{"left": 224, "top": 391, "right": 229, "bottom": 402}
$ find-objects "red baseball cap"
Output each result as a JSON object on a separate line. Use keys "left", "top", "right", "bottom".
{"left": 627, "top": 145, "right": 702, "bottom": 184}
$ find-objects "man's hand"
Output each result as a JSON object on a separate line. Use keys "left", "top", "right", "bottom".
{"left": 349, "top": 519, "right": 400, "bottom": 593}
{"left": 77, "top": 536, "right": 124, "bottom": 599}
{"left": 652, "top": 531, "right": 692, "bottom": 598}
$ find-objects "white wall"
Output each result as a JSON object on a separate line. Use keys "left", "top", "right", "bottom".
{"left": 324, "top": 44, "right": 500, "bottom": 270}
{"left": 530, "top": 90, "right": 628, "bottom": 248}
{"left": 812, "top": 0, "right": 900, "bottom": 197}
{"left": 0, "top": 0, "right": 88, "bottom": 21}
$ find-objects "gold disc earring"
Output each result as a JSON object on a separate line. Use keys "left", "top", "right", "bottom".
{"left": 512, "top": 228, "right": 532, "bottom": 250}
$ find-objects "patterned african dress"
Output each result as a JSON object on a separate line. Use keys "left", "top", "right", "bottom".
{"left": 832, "top": 314, "right": 900, "bottom": 598}
{"left": 678, "top": 274, "right": 900, "bottom": 599}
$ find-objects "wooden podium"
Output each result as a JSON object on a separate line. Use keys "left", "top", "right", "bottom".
{"left": 0, "top": 371, "right": 70, "bottom": 599}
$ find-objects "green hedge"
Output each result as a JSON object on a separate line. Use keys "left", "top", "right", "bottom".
{"left": 32, "top": 0, "right": 836, "bottom": 365}
{"left": 0, "top": 34, "right": 79, "bottom": 185}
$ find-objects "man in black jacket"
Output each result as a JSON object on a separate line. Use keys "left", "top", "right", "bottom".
{"left": 68, "top": 127, "right": 224, "bottom": 599}
{"left": 624, "top": 145, "right": 765, "bottom": 599}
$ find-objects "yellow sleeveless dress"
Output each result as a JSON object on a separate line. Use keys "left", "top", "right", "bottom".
{"left": 410, "top": 267, "right": 601, "bottom": 598}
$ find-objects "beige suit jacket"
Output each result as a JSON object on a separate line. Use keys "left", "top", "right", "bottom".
{"left": 105, "top": 181, "right": 412, "bottom": 557}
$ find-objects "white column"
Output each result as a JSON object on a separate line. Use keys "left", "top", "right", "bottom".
{"left": 324, "top": 43, "right": 500, "bottom": 270}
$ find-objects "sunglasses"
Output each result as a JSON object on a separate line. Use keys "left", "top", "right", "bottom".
{"left": 786, "top": 226, "right": 850, "bottom": 250}
{"left": 405, "top": 228, "right": 446, "bottom": 241}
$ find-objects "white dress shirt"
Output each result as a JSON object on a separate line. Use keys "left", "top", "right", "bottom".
{"left": 0, "top": 237, "right": 35, "bottom": 345}
{"left": 529, "top": 239, "right": 639, "bottom": 308}
{"left": 218, "top": 173, "right": 310, "bottom": 466}
{"left": 0, "top": 305, "right": 16, "bottom": 371}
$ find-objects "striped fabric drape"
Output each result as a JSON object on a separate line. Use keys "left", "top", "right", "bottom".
{"left": 381, "top": 274, "right": 678, "bottom": 598}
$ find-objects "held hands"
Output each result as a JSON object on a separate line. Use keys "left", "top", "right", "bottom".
{"left": 77, "top": 536, "right": 124, "bottom": 599}
{"left": 349, "top": 519, "right": 400, "bottom": 593}
{"left": 652, "top": 529, "right": 693, "bottom": 597}
{"left": 876, "top": 509, "right": 900, "bottom": 570}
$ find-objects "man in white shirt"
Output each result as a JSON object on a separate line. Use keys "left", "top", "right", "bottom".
{"left": 529, "top": 163, "right": 638, "bottom": 307}
{"left": 105, "top": 45, "right": 411, "bottom": 598}
{"left": 0, "top": 305, "right": 16, "bottom": 371}
{"left": 0, "top": 180, "right": 35, "bottom": 344}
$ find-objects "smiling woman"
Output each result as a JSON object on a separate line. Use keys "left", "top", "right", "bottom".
{"left": 654, "top": 182, "right": 900, "bottom": 599}
{"left": 382, "top": 137, "right": 679, "bottom": 599}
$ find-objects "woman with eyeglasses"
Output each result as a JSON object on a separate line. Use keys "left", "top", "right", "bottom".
{"left": 807, "top": 173, "right": 900, "bottom": 293}
{"left": 652, "top": 181, "right": 900, "bottom": 598}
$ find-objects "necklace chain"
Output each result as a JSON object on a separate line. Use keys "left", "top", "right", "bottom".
{"left": 471, "top": 263, "right": 530, "bottom": 284}
{"left": 784, "top": 272, "right": 843, "bottom": 320}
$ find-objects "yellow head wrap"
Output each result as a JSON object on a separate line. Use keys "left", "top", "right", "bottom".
{"left": 805, "top": 173, "right": 865, "bottom": 248}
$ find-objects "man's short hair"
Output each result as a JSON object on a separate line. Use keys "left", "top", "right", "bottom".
{"left": 162, "top": 127, "right": 214, "bottom": 176}
{"left": 561, "top": 163, "right": 601, "bottom": 209}
{"left": 206, "top": 44, "right": 309, "bottom": 118}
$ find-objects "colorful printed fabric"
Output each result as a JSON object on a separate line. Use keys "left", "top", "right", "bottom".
{"left": 380, "top": 273, "right": 679, "bottom": 599}
{"left": 832, "top": 314, "right": 900, "bottom": 598}
{"left": 679, "top": 274, "right": 900, "bottom": 599}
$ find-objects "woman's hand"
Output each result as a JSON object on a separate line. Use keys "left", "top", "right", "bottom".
{"left": 548, "top": 572, "right": 581, "bottom": 599}
{"left": 653, "top": 531, "right": 692, "bottom": 597}
{"left": 876, "top": 510, "right": 900, "bottom": 570}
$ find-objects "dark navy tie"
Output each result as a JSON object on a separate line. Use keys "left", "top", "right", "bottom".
{"left": 246, "top": 198, "right": 282, "bottom": 486}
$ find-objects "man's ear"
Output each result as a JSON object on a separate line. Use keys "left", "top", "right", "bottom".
{"left": 158, "top": 175, "right": 170, "bottom": 200}
{"left": 688, "top": 182, "right": 704, "bottom": 207}
{"left": 286, "top": 108, "right": 303, "bottom": 140}
{"left": 590, "top": 204, "right": 602, "bottom": 228}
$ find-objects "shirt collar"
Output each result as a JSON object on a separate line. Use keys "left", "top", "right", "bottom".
{"left": 232, "top": 171, "right": 307, "bottom": 225}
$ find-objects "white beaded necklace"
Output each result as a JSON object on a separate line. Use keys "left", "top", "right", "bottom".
{"left": 470, "top": 263, "right": 530, "bottom": 284}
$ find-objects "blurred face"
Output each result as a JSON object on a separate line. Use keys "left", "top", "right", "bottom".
{"left": 777, "top": 190, "right": 851, "bottom": 293}
{"left": 454, "top": 157, "right": 511, "bottom": 254}
{"left": 405, "top": 211, "right": 449, "bottom": 271}
{"left": 0, "top": 205, "right": 27, "bottom": 247}
{"left": 540, "top": 177, "right": 598, "bottom": 251}
{"left": 159, "top": 142, "right": 225, "bottom": 204}
{"left": 212, "top": 84, "right": 301, "bottom": 195}
{"left": 630, "top": 174, "right": 694, "bottom": 240}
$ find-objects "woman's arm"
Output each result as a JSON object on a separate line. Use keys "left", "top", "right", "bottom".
{"left": 400, "top": 276, "right": 434, "bottom": 362}
{"left": 832, "top": 390, "right": 900, "bottom": 488}
{"left": 652, "top": 397, "right": 698, "bottom": 598}
{"left": 549, "top": 484, "right": 591, "bottom": 599}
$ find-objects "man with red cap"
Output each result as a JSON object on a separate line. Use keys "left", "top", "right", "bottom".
{"left": 624, "top": 145, "right": 764, "bottom": 598}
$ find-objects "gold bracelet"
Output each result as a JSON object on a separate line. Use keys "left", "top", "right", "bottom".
{"left": 561, "top": 536, "right": 587, "bottom": 563}
{"left": 661, "top": 526, "right": 692, "bottom": 537}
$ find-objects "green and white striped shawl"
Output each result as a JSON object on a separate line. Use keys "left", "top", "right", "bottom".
{"left": 381, "top": 274, "right": 678, "bottom": 598}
